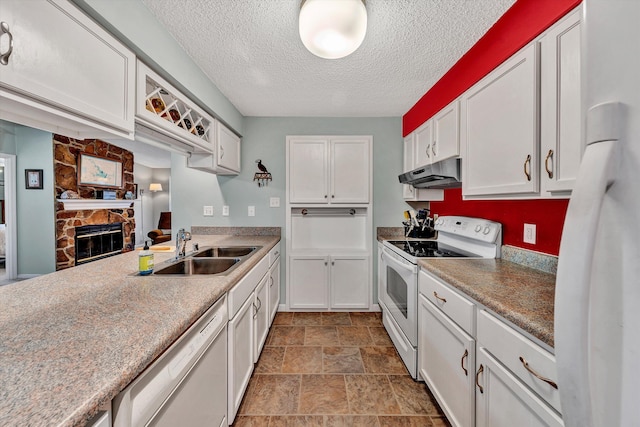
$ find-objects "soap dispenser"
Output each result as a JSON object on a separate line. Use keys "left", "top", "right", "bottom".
{"left": 139, "top": 240, "right": 154, "bottom": 275}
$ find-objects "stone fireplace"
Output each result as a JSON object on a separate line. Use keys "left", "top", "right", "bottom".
{"left": 54, "top": 135, "right": 136, "bottom": 270}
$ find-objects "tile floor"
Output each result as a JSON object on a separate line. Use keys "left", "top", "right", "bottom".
{"left": 233, "top": 311, "right": 451, "bottom": 427}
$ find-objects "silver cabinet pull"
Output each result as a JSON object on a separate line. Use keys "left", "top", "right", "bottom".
{"left": 426, "top": 143, "right": 431, "bottom": 158}
{"left": 475, "top": 364, "right": 484, "bottom": 393}
{"left": 0, "top": 22, "right": 14, "bottom": 66}
{"left": 523, "top": 154, "right": 532, "bottom": 181}
{"left": 252, "top": 302, "right": 258, "bottom": 318}
{"left": 519, "top": 356, "right": 558, "bottom": 389}
{"left": 544, "top": 149, "right": 554, "bottom": 178}
{"left": 256, "top": 296, "right": 262, "bottom": 312}
{"left": 432, "top": 140, "right": 437, "bottom": 156}
{"left": 433, "top": 291, "right": 447, "bottom": 303}
{"left": 220, "top": 146, "right": 224, "bottom": 159}
{"left": 461, "top": 349, "right": 469, "bottom": 376}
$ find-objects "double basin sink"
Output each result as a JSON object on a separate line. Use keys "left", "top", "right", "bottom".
{"left": 153, "top": 246, "right": 261, "bottom": 275}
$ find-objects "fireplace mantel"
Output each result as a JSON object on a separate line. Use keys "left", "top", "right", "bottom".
{"left": 57, "top": 199, "right": 135, "bottom": 211}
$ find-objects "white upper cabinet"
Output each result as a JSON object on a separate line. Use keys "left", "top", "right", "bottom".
{"left": 403, "top": 133, "right": 417, "bottom": 199}
{"left": 432, "top": 99, "right": 460, "bottom": 162}
{"left": 414, "top": 119, "right": 433, "bottom": 167}
{"left": 188, "top": 119, "right": 241, "bottom": 175}
{"left": 540, "top": 7, "right": 582, "bottom": 195}
{"left": 461, "top": 43, "right": 539, "bottom": 198}
{"left": 288, "top": 136, "right": 371, "bottom": 204}
{"left": 0, "top": 0, "right": 135, "bottom": 139}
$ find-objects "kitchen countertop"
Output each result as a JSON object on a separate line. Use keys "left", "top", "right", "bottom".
{"left": 0, "top": 234, "right": 280, "bottom": 427}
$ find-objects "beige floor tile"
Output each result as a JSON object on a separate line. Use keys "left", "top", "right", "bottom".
{"left": 324, "top": 415, "right": 381, "bottom": 426}
{"left": 282, "top": 346, "right": 323, "bottom": 373}
{"left": 292, "top": 312, "right": 322, "bottom": 325}
{"left": 254, "top": 346, "right": 285, "bottom": 374}
{"left": 322, "top": 346, "right": 365, "bottom": 374}
{"left": 299, "top": 374, "right": 349, "bottom": 414}
{"left": 322, "top": 312, "right": 352, "bottom": 326}
{"left": 377, "top": 415, "right": 434, "bottom": 427}
{"left": 369, "top": 326, "right": 394, "bottom": 346}
{"left": 272, "top": 312, "right": 293, "bottom": 325}
{"left": 304, "top": 326, "right": 339, "bottom": 346}
{"left": 232, "top": 415, "right": 271, "bottom": 427}
{"left": 268, "top": 415, "right": 324, "bottom": 427}
{"left": 345, "top": 374, "right": 401, "bottom": 414}
{"left": 388, "top": 375, "right": 439, "bottom": 415}
{"left": 268, "top": 326, "right": 306, "bottom": 346}
{"left": 337, "top": 326, "right": 373, "bottom": 346}
{"left": 240, "top": 374, "right": 301, "bottom": 415}
{"left": 350, "top": 312, "right": 383, "bottom": 326}
{"left": 360, "top": 347, "right": 409, "bottom": 374}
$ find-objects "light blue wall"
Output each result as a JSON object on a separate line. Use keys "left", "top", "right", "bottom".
{"left": 71, "top": 0, "right": 244, "bottom": 135}
{"left": 15, "top": 125, "right": 56, "bottom": 275}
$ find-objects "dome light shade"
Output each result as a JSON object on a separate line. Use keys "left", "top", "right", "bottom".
{"left": 299, "top": 0, "right": 367, "bottom": 59}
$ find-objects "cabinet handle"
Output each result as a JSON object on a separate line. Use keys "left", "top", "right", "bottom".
{"left": 519, "top": 356, "right": 558, "bottom": 389}
{"left": 324, "top": 195, "right": 328, "bottom": 198}
{"left": 432, "top": 140, "right": 437, "bottom": 156}
{"left": 0, "top": 22, "right": 14, "bottom": 66}
{"left": 433, "top": 291, "right": 447, "bottom": 304}
{"left": 461, "top": 349, "right": 469, "bottom": 376}
{"left": 544, "top": 149, "right": 554, "bottom": 179}
{"left": 274, "top": 251, "right": 279, "bottom": 257}
{"left": 523, "top": 154, "right": 532, "bottom": 181}
{"left": 252, "top": 302, "right": 258, "bottom": 318}
{"left": 324, "top": 261, "right": 328, "bottom": 266}
{"left": 331, "top": 261, "right": 335, "bottom": 266}
{"left": 475, "top": 364, "right": 484, "bottom": 393}
{"left": 256, "top": 296, "right": 262, "bottom": 312}
{"left": 331, "top": 194, "right": 335, "bottom": 198}
{"left": 426, "top": 143, "right": 431, "bottom": 158}
{"left": 220, "top": 146, "right": 224, "bottom": 159}
{"left": 269, "top": 276, "right": 274, "bottom": 287}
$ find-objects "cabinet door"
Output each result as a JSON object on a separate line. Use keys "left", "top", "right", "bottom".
{"left": 330, "top": 256, "right": 369, "bottom": 309}
{"left": 330, "top": 138, "right": 370, "bottom": 203}
{"left": 217, "top": 121, "right": 241, "bottom": 173}
{"left": 414, "top": 120, "right": 433, "bottom": 166}
{"left": 540, "top": 7, "right": 582, "bottom": 194}
{"left": 433, "top": 100, "right": 460, "bottom": 162}
{"left": 268, "top": 257, "right": 281, "bottom": 325}
{"left": 418, "top": 295, "right": 475, "bottom": 427}
{"left": 403, "top": 134, "right": 417, "bottom": 199}
{"left": 377, "top": 243, "right": 385, "bottom": 307}
{"left": 289, "top": 139, "right": 329, "bottom": 203}
{"left": 0, "top": 0, "right": 135, "bottom": 135}
{"left": 227, "top": 296, "right": 254, "bottom": 424}
{"left": 253, "top": 275, "right": 269, "bottom": 363}
{"left": 289, "top": 256, "right": 329, "bottom": 309}
{"left": 475, "top": 348, "right": 563, "bottom": 427}
{"left": 462, "top": 43, "right": 539, "bottom": 197}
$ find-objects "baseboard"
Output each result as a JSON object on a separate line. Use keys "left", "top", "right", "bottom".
{"left": 17, "top": 274, "right": 40, "bottom": 280}
{"left": 276, "top": 303, "right": 381, "bottom": 312}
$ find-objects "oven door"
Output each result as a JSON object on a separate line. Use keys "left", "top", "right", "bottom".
{"left": 381, "top": 247, "right": 418, "bottom": 346}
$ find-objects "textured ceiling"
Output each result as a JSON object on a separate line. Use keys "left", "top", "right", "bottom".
{"left": 140, "top": 0, "right": 516, "bottom": 118}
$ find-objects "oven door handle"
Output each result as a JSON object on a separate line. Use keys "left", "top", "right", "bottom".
{"left": 382, "top": 248, "right": 418, "bottom": 274}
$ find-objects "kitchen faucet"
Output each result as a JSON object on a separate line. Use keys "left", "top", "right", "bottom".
{"left": 176, "top": 228, "right": 192, "bottom": 258}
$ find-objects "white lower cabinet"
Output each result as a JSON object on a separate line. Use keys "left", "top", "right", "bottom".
{"left": 227, "top": 295, "right": 254, "bottom": 424}
{"left": 475, "top": 348, "right": 563, "bottom": 427}
{"left": 253, "top": 275, "right": 269, "bottom": 363}
{"left": 268, "top": 256, "right": 281, "bottom": 324}
{"left": 289, "top": 255, "right": 369, "bottom": 310}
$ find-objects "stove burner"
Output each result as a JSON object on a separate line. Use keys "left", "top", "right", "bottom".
{"left": 386, "top": 240, "right": 467, "bottom": 258}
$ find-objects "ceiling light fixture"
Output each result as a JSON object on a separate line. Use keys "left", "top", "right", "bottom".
{"left": 299, "top": 0, "right": 367, "bottom": 59}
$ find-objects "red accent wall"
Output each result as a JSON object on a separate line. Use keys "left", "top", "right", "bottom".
{"left": 430, "top": 189, "right": 568, "bottom": 255}
{"left": 403, "top": 0, "right": 582, "bottom": 136}
{"left": 403, "top": 0, "right": 580, "bottom": 255}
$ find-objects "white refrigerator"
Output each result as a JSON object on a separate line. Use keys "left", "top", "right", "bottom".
{"left": 555, "top": 1, "right": 640, "bottom": 427}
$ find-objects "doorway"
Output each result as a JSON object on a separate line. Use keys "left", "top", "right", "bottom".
{"left": 0, "top": 154, "right": 17, "bottom": 285}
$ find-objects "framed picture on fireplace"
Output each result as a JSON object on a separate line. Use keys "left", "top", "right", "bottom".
{"left": 25, "top": 169, "right": 43, "bottom": 189}
{"left": 77, "top": 153, "right": 123, "bottom": 188}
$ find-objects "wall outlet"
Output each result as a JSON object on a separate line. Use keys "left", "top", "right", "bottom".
{"left": 524, "top": 223, "right": 536, "bottom": 244}
{"left": 222, "top": 205, "right": 229, "bottom": 216}
{"left": 203, "top": 206, "right": 214, "bottom": 216}
{"left": 248, "top": 205, "right": 255, "bottom": 217}
{"left": 269, "top": 197, "right": 280, "bottom": 208}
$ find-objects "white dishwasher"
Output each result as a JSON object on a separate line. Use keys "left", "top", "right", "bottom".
{"left": 113, "top": 296, "right": 228, "bottom": 427}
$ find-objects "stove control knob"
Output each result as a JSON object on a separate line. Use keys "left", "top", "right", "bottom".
{"left": 474, "top": 225, "right": 482, "bottom": 233}
{"left": 483, "top": 226, "right": 491, "bottom": 235}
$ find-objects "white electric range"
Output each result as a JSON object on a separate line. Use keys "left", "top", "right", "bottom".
{"left": 379, "top": 216, "right": 502, "bottom": 379}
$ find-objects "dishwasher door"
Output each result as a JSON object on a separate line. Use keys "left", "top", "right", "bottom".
{"left": 113, "top": 296, "right": 228, "bottom": 427}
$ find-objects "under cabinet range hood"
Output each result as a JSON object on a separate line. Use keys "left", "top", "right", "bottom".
{"left": 398, "top": 158, "right": 462, "bottom": 189}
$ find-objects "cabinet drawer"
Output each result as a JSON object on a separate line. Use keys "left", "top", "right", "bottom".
{"left": 269, "top": 242, "right": 281, "bottom": 266}
{"left": 228, "top": 256, "right": 269, "bottom": 318}
{"left": 477, "top": 310, "right": 561, "bottom": 413}
{"left": 419, "top": 270, "right": 475, "bottom": 335}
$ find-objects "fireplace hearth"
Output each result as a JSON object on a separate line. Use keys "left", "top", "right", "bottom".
{"left": 75, "top": 223, "right": 124, "bottom": 265}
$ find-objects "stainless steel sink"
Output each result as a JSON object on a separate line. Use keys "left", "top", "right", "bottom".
{"left": 192, "top": 246, "right": 260, "bottom": 258}
{"left": 153, "top": 257, "right": 241, "bottom": 275}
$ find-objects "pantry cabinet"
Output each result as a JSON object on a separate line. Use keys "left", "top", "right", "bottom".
{"left": 0, "top": 0, "right": 135, "bottom": 139}
{"left": 461, "top": 43, "right": 539, "bottom": 197}
{"left": 288, "top": 136, "right": 371, "bottom": 204}
{"left": 540, "top": 7, "right": 582, "bottom": 195}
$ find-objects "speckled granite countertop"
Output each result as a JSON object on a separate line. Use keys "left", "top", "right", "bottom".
{"left": 0, "top": 234, "right": 280, "bottom": 427}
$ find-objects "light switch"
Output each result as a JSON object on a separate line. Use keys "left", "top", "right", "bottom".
{"left": 248, "top": 206, "right": 255, "bottom": 217}
{"left": 203, "top": 206, "right": 214, "bottom": 216}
